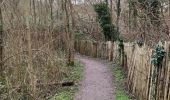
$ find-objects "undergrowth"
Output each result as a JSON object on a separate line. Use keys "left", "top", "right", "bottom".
{"left": 110, "top": 62, "right": 130, "bottom": 100}
{"left": 50, "top": 60, "right": 83, "bottom": 100}
{"left": 116, "top": 90, "right": 129, "bottom": 100}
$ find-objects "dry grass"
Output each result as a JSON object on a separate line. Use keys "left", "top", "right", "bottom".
{"left": 0, "top": 0, "right": 71, "bottom": 99}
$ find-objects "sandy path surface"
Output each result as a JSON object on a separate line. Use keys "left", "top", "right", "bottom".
{"left": 75, "top": 55, "right": 115, "bottom": 100}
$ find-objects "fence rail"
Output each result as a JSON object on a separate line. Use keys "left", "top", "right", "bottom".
{"left": 75, "top": 40, "right": 170, "bottom": 100}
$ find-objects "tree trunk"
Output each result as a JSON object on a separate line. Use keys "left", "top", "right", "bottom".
{"left": 63, "top": 0, "right": 74, "bottom": 66}
{"left": 24, "top": 0, "right": 36, "bottom": 98}
{"left": 0, "top": 0, "right": 4, "bottom": 81}
{"left": 116, "top": 0, "right": 121, "bottom": 37}
{"left": 169, "top": 0, "right": 170, "bottom": 17}
{"left": 68, "top": 0, "right": 75, "bottom": 65}
{"left": 32, "top": 0, "right": 36, "bottom": 24}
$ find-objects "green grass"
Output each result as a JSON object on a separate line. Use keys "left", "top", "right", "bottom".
{"left": 50, "top": 60, "right": 83, "bottom": 100}
{"left": 111, "top": 63, "right": 130, "bottom": 100}
{"left": 64, "top": 60, "right": 84, "bottom": 82}
{"left": 50, "top": 87, "right": 75, "bottom": 100}
{"left": 113, "top": 66, "right": 124, "bottom": 81}
{"left": 116, "top": 90, "right": 129, "bottom": 100}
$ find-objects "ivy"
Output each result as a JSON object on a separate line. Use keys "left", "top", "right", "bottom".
{"left": 151, "top": 44, "right": 166, "bottom": 67}
{"left": 94, "top": 3, "right": 117, "bottom": 41}
{"left": 137, "top": 39, "right": 144, "bottom": 47}
{"left": 151, "top": 44, "right": 165, "bottom": 100}
{"left": 118, "top": 38, "right": 124, "bottom": 58}
{"left": 119, "top": 39, "right": 124, "bottom": 51}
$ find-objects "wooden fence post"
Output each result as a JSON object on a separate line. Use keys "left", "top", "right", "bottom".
{"left": 92, "top": 42, "right": 98, "bottom": 58}
{"left": 106, "top": 41, "right": 113, "bottom": 61}
{"left": 74, "top": 40, "right": 170, "bottom": 100}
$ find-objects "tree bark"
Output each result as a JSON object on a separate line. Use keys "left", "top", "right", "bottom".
{"left": 116, "top": 0, "right": 121, "bottom": 38}
{"left": 0, "top": 0, "right": 4, "bottom": 81}
{"left": 32, "top": 0, "right": 36, "bottom": 24}
{"left": 63, "top": 0, "right": 75, "bottom": 66}
{"left": 24, "top": 0, "right": 36, "bottom": 98}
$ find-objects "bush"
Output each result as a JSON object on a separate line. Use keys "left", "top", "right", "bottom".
{"left": 151, "top": 44, "right": 166, "bottom": 67}
{"left": 94, "top": 3, "right": 117, "bottom": 41}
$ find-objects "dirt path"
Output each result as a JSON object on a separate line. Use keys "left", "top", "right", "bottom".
{"left": 75, "top": 55, "right": 115, "bottom": 100}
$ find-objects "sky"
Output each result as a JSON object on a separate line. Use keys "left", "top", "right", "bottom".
{"left": 72, "top": 0, "right": 85, "bottom": 4}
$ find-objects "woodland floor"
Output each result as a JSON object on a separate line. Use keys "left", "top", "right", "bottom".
{"left": 74, "top": 55, "right": 115, "bottom": 100}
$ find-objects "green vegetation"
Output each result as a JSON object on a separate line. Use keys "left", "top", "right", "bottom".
{"left": 94, "top": 3, "right": 117, "bottom": 41}
{"left": 151, "top": 44, "right": 166, "bottom": 67}
{"left": 116, "top": 90, "right": 129, "bottom": 100}
{"left": 118, "top": 38, "right": 124, "bottom": 58}
{"left": 111, "top": 63, "right": 130, "bottom": 100}
{"left": 137, "top": 39, "right": 144, "bottom": 47}
{"left": 113, "top": 66, "right": 124, "bottom": 82}
{"left": 50, "top": 87, "right": 75, "bottom": 100}
{"left": 50, "top": 60, "right": 84, "bottom": 100}
{"left": 151, "top": 44, "right": 166, "bottom": 99}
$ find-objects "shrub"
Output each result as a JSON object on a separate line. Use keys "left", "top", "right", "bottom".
{"left": 94, "top": 3, "right": 117, "bottom": 41}
{"left": 151, "top": 44, "right": 166, "bottom": 67}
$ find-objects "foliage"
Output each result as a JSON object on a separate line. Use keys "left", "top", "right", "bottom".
{"left": 118, "top": 38, "right": 124, "bottom": 57}
{"left": 111, "top": 64, "right": 130, "bottom": 100}
{"left": 116, "top": 90, "right": 129, "bottom": 100}
{"left": 118, "top": 38, "right": 124, "bottom": 50}
{"left": 50, "top": 60, "right": 83, "bottom": 100}
{"left": 50, "top": 87, "right": 74, "bottom": 100}
{"left": 137, "top": 39, "right": 144, "bottom": 47}
{"left": 94, "top": 3, "right": 117, "bottom": 41}
{"left": 64, "top": 60, "right": 84, "bottom": 82}
{"left": 0, "top": 81, "right": 5, "bottom": 95}
{"left": 151, "top": 44, "right": 165, "bottom": 99}
{"left": 151, "top": 44, "right": 166, "bottom": 67}
{"left": 113, "top": 65, "right": 124, "bottom": 81}
{"left": 0, "top": 81, "right": 4, "bottom": 89}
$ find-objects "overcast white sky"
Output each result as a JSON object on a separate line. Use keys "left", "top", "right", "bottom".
{"left": 72, "top": 0, "right": 85, "bottom": 4}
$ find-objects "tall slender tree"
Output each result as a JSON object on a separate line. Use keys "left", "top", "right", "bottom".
{"left": 32, "top": 0, "right": 36, "bottom": 24}
{"left": 63, "top": 0, "right": 75, "bottom": 65}
{"left": 24, "top": 0, "right": 36, "bottom": 98}
{"left": 116, "top": 0, "right": 121, "bottom": 36}
{"left": 0, "top": 0, "right": 4, "bottom": 82}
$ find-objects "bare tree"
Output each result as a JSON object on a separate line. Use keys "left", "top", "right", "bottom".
{"left": 0, "top": 0, "right": 4, "bottom": 85}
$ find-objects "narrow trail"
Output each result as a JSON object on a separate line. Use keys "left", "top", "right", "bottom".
{"left": 75, "top": 55, "right": 115, "bottom": 100}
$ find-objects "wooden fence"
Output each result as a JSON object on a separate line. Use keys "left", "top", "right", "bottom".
{"left": 74, "top": 40, "right": 170, "bottom": 100}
